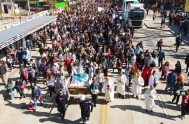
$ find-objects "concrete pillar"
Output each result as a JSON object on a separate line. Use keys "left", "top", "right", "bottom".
{"left": 22, "top": 37, "right": 26, "bottom": 48}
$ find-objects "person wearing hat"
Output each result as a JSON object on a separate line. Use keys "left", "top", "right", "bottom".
{"left": 144, "top": 85, "right": 157, "bottom": 112}
{"left": 180, "top": 90, "right": 189, "bottom": 119}
{"left": 80, "top": 95, "right": 93, "bottom": 124}
{"left": 56, "top": 89, "right": 70, "bottom": 119}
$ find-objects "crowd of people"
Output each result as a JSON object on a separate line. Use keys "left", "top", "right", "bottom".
{"left": 0, "top": 0, "right": 189, "bottom": 123}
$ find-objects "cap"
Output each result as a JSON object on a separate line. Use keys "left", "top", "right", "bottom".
{"left": 80, "top": 95, "right": 86, "bottom": 101}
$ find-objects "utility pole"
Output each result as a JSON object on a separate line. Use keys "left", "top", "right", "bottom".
{"left": 27, "top": 0, "right": 31, "bottom": 18}
{"left": 50, "top": 0, "right": 55, "bottom": 15}
{"left": 0, "top": 10, "right": 3, "bottom": 23}
{"left": 10, "top": 0, "right": 15, "bottom": 20}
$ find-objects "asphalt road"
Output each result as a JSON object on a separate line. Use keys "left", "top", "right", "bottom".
{"left": 0, "top": 3, "right": 189, "bottom": 124}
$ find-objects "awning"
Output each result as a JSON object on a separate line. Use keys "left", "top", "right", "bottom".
{"left": 0, "top": 16, "right": 56, "bottom": 49}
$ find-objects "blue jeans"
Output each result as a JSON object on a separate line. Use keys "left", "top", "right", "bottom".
{"left": 165, "top": 84, "right": 174, "bottom": 95}
{"left": 33, "top": 97, "right": 42, "bottom": 110}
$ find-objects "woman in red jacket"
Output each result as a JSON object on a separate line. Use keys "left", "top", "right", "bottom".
{"left": 142, "top": 64, "right": 152, "bottom": 87}
{"left": 64, "top": 56, "right": 72, "bottom": 76}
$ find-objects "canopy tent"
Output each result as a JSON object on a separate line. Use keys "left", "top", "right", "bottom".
{"left": 0, "top": 16, "right": 56, "bottom": 50}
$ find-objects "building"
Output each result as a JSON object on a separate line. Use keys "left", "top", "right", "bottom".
{"left": 0, "top": 0, "right": 20, "bottom": 15}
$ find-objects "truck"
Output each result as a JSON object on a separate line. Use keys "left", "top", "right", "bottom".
{"left": 122, "top": 0, "right": 145, "bottom": 28}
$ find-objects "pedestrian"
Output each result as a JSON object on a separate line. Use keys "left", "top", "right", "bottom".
{"left": 175, "top": 34, "right": 182, "bottom": 52}
{"left": 90, "top": 80, "right": 99, "bottom": 107}
{"left": 185, "top": 54, "right": 189, "bottom": 73}
{"left": 47, "top": 74, "right": 56, "bottom": 97}
{"left": 28, "top": 66, "right": 36, "bottom": 88}
{"left": 104, "top": 77, "right": 114, "bottom": 103}
{"left": 14, "top": 78, "right": 26, "bottom": 99}
{"left": 125, "top": 64, "right": 133, "bottom": 85}
{"left": 117, "top": 58, "right": 123, "bottom": 74}
{"left": 157, "top": 50, "right": 165, "bottom": 69}
{"left": 132, "top": 71, "right": 144, "bottom": 99}
{"left": 6, "top": 55, "right": 13, "bottom": 70}
{"left": 20, "top": 67, "right": 28, "bottom": 84}
{"left": 142, "top": 64, "right": 152, "bottom": 86}
{"left": 175, "top": 61, "right": 182, "bottom": 75}
{"left": 149, "top": 70, "right": 159, "bottom": 88}
{"left": 0, "top": 61, "right": 8, "bottom": 88}
{"left": 56, "top": 89, "right": 70, "bottom": 119}
{"left": 157, "top": 38, "right": 163, "bottom": 51}
{"left": 80, "top": 95, "right": 93, "bottom": 124}
{"left": 146, "top": 8, "right": 149, "bottom": 15}
{"left": 94, "top": 69, "right": 104, "bottom": 94}
{"left": 32, "top": 85, "right": 43, "bottom": 112}
{"left": 64, "top": 56, "right": 72, "bottom": 77}
{"left": 144, "top": 85, "right": 157, "bottom": 112}
{"left": 102, "top": 57, "right": 109, "bottom": 77}
{"left": 160, "top": 18, "right": 165, "bottom": 28}
{"left": 7, "top": 79, "right": 14, "bottom": 100}
{"left": 168, "top": 12, "right": 172, "bottom": 26}
{"left": 172, "top": 73, "right": 184, "bottom": 105}
{"left": 116, "top": 72, "right": 127, "bottom": 99}
{"left": 180, "top": 90, "right": 189, "bottom": 119}
{"left": 161, "top": 61, "right": 169, "bottom": 80}
{"left": 165, "top": 70, "right": 176, "bottom": 95}
{"left": 153, "top": 12, "right": 156, "bottom": 21}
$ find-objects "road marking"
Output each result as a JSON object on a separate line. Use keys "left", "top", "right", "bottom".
{"left": 100, "top": 104, "right": 108, "bottom": 124}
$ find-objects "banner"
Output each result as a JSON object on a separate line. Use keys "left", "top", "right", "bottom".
{"left": 185, "top": 0, "right": 189, "bottom": 12}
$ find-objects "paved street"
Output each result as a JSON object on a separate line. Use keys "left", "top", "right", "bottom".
{"left": 0, "top": 3, "right": 189, "bottom": 124}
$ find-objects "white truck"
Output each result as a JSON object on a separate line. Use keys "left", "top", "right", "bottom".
{"left": 122, "top": 0, "right": 145, "bottom": 28}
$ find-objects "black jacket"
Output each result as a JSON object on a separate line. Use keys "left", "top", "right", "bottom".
{"left": 80, "top": 100, "right": 93, "bottom": 116}
{"left": 0, "top": 66, "right": 7, "bottom": 75}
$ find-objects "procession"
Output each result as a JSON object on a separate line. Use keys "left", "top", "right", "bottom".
{"left": 0, "top": 0, "right": 189, "bottom": 124}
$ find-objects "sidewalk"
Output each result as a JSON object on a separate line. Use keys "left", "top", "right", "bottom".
{"left": 144, "top": 16, "right": 189, "bottom": 45}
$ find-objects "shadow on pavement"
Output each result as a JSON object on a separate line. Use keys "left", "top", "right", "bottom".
{"left": 39, "top": 117, "right": 83, "bottom": 124}
{"left": 110, "top": 104, "right": 178, "bottom": 120}
{"left": 162, "top": 101, "right": 180, "bottom": 112}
